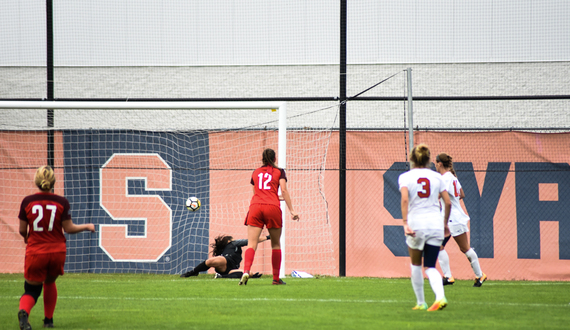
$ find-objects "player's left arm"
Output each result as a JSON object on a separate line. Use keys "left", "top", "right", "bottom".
{"left": 279, "top": 178, "right": 299, "bottom": 221}
{"left": 62, "top": 219, "right": 96, "bottom": 234}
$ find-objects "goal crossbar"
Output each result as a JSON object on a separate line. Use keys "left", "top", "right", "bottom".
{"left": 0, "top": 101, "right": 284, "bottom": 110}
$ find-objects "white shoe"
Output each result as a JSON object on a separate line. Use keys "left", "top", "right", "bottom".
{"left": 239, "top": 273, "right": 249, "bottom": 286}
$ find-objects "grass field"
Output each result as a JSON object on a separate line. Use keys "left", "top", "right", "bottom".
{"left": 1, "top": 273, "right": 569, "bottom": 329}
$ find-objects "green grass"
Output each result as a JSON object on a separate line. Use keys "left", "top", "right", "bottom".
{"left": 1, "top": 273, "right": 569, "bottom": 329}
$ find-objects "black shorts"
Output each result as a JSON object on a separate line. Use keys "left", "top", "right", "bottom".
{"left": 219, "top": 255, "right": 240, "bottom": 275}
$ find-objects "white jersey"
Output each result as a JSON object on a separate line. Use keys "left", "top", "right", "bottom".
{"left": 398, "top": 168, "right": 447, "bottom": 231}
{"left": 440, "top": 171, "right": 470, "bottom": 225}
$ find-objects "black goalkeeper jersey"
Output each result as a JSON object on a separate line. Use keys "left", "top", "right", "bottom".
{"left": 219, "top": 239, "right": 248, "bottom": 272}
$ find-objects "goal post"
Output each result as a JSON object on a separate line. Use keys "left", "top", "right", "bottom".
{"left": 0, "top": 100, "right": 336, "bottom": 277}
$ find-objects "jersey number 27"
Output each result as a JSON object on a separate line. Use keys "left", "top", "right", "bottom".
{"left": 32, "top": 204, "right": 57, "bottom": 232}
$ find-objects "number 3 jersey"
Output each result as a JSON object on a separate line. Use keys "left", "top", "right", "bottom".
{"left": 18, "top": 192, "right": 71, "bottom": 254}
{"left": 398, "top": 168, "right": 447, "bottom": 231}
{"left": 440, "top": 171, "right": 470, "bottom": 225}
{"left": 250, "top": 165, "right": 287, "bottom": 206}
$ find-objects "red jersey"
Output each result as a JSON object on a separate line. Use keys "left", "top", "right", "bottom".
{"left": 250, "top": 165, "right": 287, "bottom": 206}
{"left": 18, "top": 192, "right": 71, "bottom": 255}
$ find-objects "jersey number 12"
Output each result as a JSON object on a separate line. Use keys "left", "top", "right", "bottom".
{"left": 258, "top": 173, "right": 273, "bottom": 190}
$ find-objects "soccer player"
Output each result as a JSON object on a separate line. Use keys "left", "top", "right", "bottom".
{"left": 180, "top": 234, "right": 270, "bottom": 278}
{"left": 239, "top": 148, "right": 299, "bottom": 286}
{"left": 17, "top": 166, "right": 95, "bottom": 330}
{"left": 435, "top": 153, "right": 487, "bottom": 287}
{"left": 399, "top": 144, "right": 451, "bottom": 311}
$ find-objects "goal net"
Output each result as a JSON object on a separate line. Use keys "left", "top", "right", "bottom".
{"left": 0, "top": 101, "right": 338, "bottom": 276}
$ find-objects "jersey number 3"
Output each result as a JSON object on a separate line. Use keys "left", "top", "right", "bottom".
{"left": 258, "top": 173, "right": 273, "bottom": 190}
{"left": 417, "top": 178, "right": 431, "bottom": 198}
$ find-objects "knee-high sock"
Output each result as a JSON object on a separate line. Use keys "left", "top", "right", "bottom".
{"left": 43, "top": 282, "right": 58, "bottom": 319}
{"left": 19, "top": 295, "right": 36, "bottom": 315}
{"left": 465, "top": 248, "right": 482, "bottom": 277}
{"left": 410, "top": 264, "right": 424, "bottom": 305}
{"left": 438, "top": 250, "right": 452, "bottom": 278}
{"left": 193, "top": 260, "right": 210, "bottom": 273}
{"left": 425, "top": 267, "right": 445, "bottom": 301}
{"left": 271, "top": 249, "right": 282, "bottom": 281}
{"left": 243, "top": 248, "right": 255, "bottom": 274}
{"left": 20, "top": 282, "right": 42, "bottom": 315}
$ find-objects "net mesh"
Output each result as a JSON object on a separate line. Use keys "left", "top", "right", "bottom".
{"left": 0, "top": 104, "right": 338, "bottom": 275}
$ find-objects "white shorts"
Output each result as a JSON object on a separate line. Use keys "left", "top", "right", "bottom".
{"left": 406, "top": 229, "right": 444, "bottom": 250}
{"left": 449, "top": 222, "right": 469, "bottom": 237}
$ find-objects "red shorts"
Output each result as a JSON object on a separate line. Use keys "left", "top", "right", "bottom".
{"left": 244, "top": 204, "right": 282, "bottom": 229}
{"left": 24, "top": 252, "right": 66, "bottom": 282}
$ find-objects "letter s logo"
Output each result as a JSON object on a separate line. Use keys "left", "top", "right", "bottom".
{"left": 99, "top": 153, "right": 172, "bottom": 261}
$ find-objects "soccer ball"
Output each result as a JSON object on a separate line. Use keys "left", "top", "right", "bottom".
{"left": 185, "top": 196, "right": 201, "bottom": 211}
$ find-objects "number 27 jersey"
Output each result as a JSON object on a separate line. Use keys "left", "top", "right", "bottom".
{"left": 18, "top": 192, "right": 71, "bottom": 254}
{"left": 398, "top": 168, "right": 447, "bottom": 231}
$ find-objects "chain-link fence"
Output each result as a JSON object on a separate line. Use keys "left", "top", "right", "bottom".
{"left": 1, "top": 1, "right": 569, "bottom": 280}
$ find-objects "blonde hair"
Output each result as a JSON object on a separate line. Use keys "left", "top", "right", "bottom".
{"left": 410, "top": 144, "right": 431, "bottom": 168}
{"left": 34, "top": 165, "right": 56, "bottom": 191}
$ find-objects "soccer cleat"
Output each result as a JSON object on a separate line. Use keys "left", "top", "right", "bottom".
{"left": 239, "top": 272, "right": 249, "bottom": 286}
{"left": 272, "top": 279, "right": 286, "bottom": 285}
{"left": 412, "top": 303, "right": 428, "bottom": 310}
{"left": 213, "top": 273, "right": 222, "bottom": 279}
{"left": 442, "top": 276, "right": 455, "bottom": 286}
{"left": 18, "top": 309, "right": 32, "bottom": 330}
{"left": 180, "top": 270, "right": 198, "bottom": 278}
{"left": 43, "top": 317, "right": 54, "bottom": 328}
{"left": 473, "top": 273, "right": 487, "bottom": 287}
{"left": 427, "top": 298, "right": 448, "bottom": 311}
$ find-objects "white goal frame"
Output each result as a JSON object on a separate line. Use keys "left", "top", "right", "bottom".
{"left": 0, "top": 100, "right": 290, "bottom": 277}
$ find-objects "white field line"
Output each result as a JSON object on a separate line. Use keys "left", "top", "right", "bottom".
{"left": 0, "top": 295, "right": 568, "bottom": 308}
{"left": 2, "top": 278, "right": 570, "bottom": 286}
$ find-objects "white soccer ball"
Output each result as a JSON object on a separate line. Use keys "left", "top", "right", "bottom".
{"left": 185, "top": 196, "right": 201, "bottom": 211}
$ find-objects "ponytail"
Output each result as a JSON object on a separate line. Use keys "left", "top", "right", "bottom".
{"left": 410, "top": 144, "right": 431, "bottom": 168}
{"left": 262, "top": 148, "right": 278, "bottom": 168}
{"left": 437, "top": 153, "right": 456, "bottom": 176}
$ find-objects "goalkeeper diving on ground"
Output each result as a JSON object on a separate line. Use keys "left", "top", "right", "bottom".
{"left": 180, "top": 234, "right": 270, "bottom": 279}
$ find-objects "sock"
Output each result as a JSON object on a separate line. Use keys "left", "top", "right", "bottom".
{"left": 271, "top": 249, "right": 282, "bottom": 281}
{"left": 243, "top": 248, "right": 255, "bottom": 274}
{"left": 465, "top": 248, "right": 483, "bottom": 277}
{"left": 410, "top": 264, "right": 424, "bottom": 305}
{"left": 438, "top": 250, "right": 452, "bottom": 278}
{"left": 425, "top": 267, "right": 445, "bottom": 301}
{"left": 19, "top": 294, "right": 36, "bottom": 315}
{"left": 192, "top": 261, "right": 210, "bottom": 274}
{"left": 43, "top": 282, "right": 58, "bottom": 319}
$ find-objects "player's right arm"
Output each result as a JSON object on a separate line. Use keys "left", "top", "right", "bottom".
{"left": 62, "top": 219, "right": 95, "bottom": 234}
{"left": 400, "top": 186, "right": 414, "bottom": 237}
{"left": 19, "top": 218, "right": 29, "bottom": 243}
